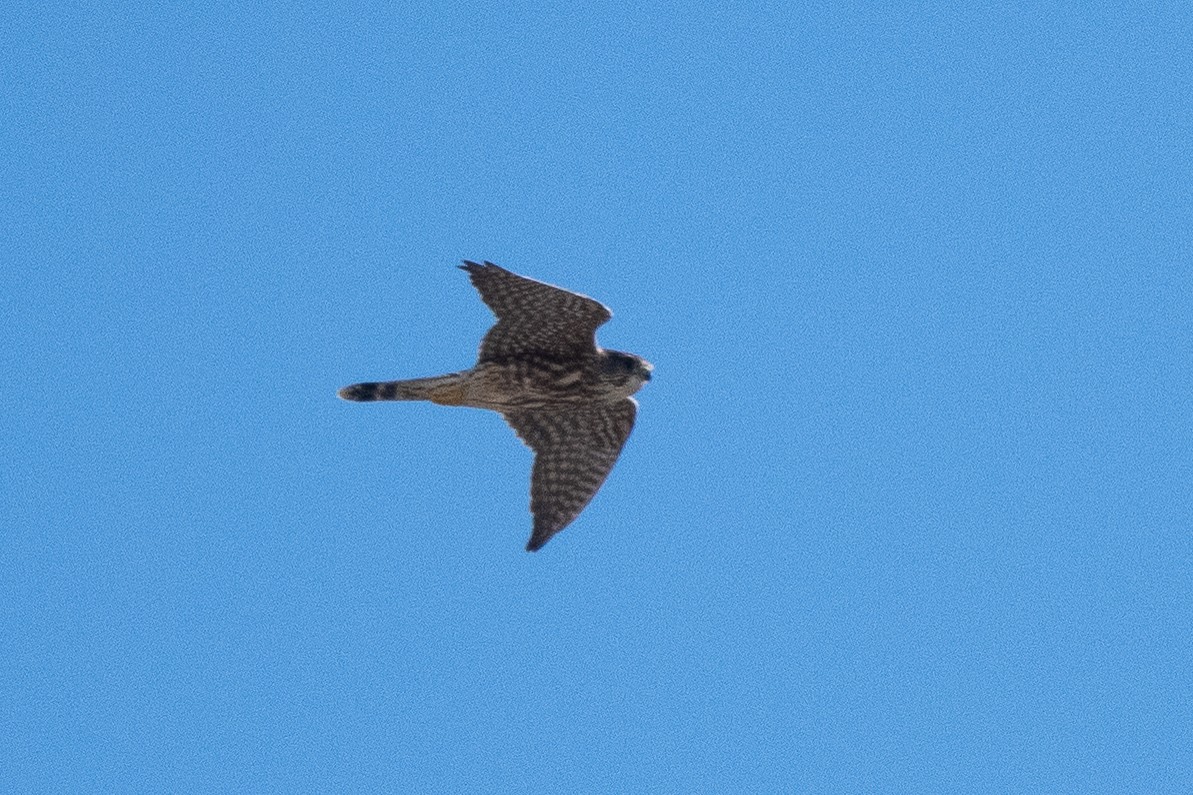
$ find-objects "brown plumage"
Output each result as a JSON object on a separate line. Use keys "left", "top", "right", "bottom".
{"left": 339, "top": 262, "right": 652, "bottom": 551}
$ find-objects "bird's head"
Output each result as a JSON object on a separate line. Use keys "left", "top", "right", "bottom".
{"left": 600, "top": 349, "right": 653, "bottom": 395}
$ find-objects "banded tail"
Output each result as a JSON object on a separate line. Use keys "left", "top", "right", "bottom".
{"left": 337, "top": 373, "right": 469, "bottom": 405}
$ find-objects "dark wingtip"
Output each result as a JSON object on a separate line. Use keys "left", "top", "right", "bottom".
{"left": 525, "top": 535, "right": 549, "bottom": 552}
{"left": 460, "top": 260, "right": 501, "bottom": 274}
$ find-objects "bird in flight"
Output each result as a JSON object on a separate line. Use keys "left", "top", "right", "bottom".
{"left": 338, "top": 261, "right": 652, "bottom": 551}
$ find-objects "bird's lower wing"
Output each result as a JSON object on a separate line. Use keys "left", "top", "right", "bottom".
{"left": 502, "top": 399, "right": 637, "bottom": 551}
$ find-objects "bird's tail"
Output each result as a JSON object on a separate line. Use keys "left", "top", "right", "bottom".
{"left": 337, "top": 372, "right": 469, "bottom": 405}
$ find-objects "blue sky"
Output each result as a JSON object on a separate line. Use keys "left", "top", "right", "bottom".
{"left": 3, "top": 2, "right": 1191, "bottom": 791}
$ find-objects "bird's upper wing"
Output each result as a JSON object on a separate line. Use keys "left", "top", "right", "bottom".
{"left": 502, "top": 398, "right": 637, "bottom": 551}
{"left": 460, "top": 261, "right": 612, "bottom": 361}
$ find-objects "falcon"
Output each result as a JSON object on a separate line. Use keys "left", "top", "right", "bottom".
{"left": 339, "top": 262, "right": 652, "bottom": 551}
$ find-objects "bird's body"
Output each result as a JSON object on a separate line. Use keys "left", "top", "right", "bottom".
{"left": 340, "top": 351, "right": 647, "bottom": 411}
{"left": 338, "top": 261, "right": 652, "bottom": 551}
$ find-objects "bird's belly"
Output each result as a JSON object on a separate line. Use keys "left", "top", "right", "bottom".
{"left": 463, "top": 362, "right": 599, "bottom": 411}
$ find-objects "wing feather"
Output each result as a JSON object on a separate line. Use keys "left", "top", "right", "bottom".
{"left": 502, "top": 399, "right": 637, "bottom": 551}
{"left": 460, "top": 261, "right": 611, "bottom": 361}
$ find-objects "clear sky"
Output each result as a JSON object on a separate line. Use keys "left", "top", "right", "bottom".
{"left": 3, "top": 2, "right": 1191, "bottom": 792}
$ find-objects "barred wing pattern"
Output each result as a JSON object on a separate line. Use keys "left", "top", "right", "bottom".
{"left": 461, "top": 261, "right": 612, "bottom": 361}
{"left": 503, "top": 399, "right": 638, "bottom": 551}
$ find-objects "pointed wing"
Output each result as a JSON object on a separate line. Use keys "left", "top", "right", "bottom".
{"left": 460, "top": 261, "right": 611, "bottom": 361}
{"left": 502, "top": 399, "right": 637, "bottom": 551}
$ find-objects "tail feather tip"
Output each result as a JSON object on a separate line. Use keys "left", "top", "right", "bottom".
{"left": 338, "top": 383, "right": 372, "bottom": 401}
